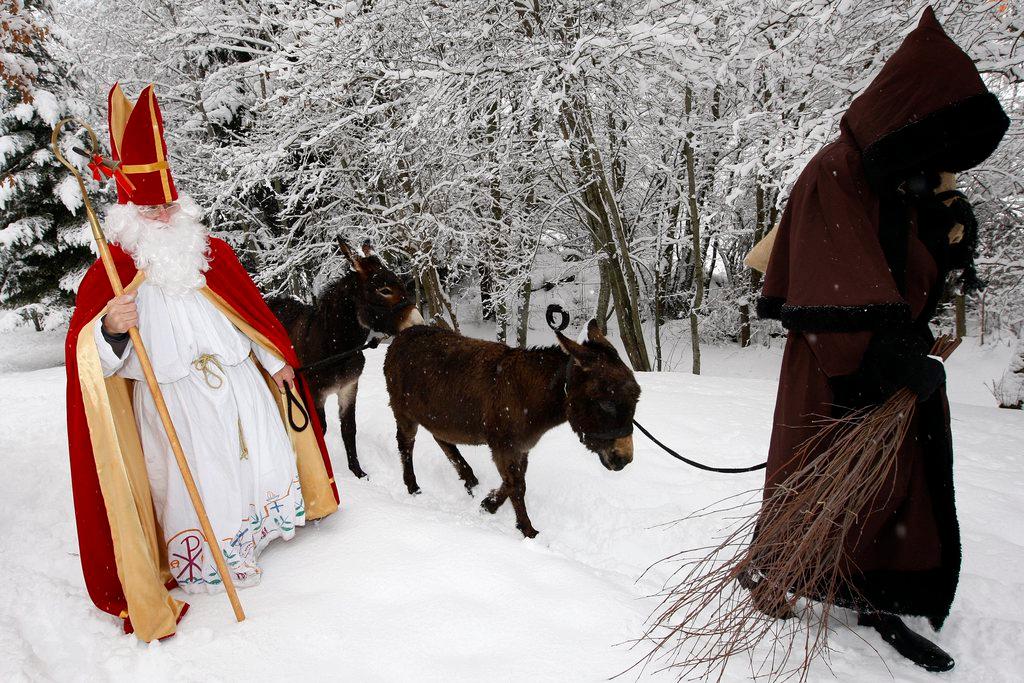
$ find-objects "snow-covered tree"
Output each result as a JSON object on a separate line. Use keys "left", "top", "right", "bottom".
{"left": 53, "top": 0, "right": 1024, "bottom": 367}
{"left": 1, "top": 0, "right": 94, "bottom": 329}
{"left": 993, "top": 336, "right": 1024, "bottom": 409}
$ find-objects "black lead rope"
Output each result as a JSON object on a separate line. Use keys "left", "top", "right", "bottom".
{"left": 543, "top": 305, "right": 764, "bottom": 474}
{"left": 632, "top": 419, "right": 767, "bottom": 474}
{"left": 284, "top": 336, "right": 385, "bottom": 433}
{"left": 295, "top": 337, "right": 382, "bottom": 375}
{"left": 284, "top": 383, "right": 310, "bottom": 432}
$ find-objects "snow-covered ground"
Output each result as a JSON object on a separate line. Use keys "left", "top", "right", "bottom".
{"left": 1, "top": 328, "right": 1022, "bottom": 682}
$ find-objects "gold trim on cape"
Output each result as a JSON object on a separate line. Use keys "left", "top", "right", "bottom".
{"left": 76, "top": 272, "right": 183, "bottom": 641}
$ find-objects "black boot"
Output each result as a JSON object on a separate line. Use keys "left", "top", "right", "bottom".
{"left": 858, "top": 612, "right": 954, "bottom": 673}
{"left": 737, "top": 569, "right": 795, "bottom": 620}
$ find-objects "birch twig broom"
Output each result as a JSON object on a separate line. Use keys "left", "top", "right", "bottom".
{"left": 633, "top": 335, "right": 962, "bottom": 682}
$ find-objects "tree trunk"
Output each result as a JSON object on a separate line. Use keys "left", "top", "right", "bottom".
{"left": 496, "top": 296, "right": 509, "bottom": 344}
{"left": 683, "top": 87, "right": 703, "bottom": 375}
{"left": 517, "top": 278, "right": 532, "bottom": 347}
{"left": 559, "top": 100, "right": 650, "bottom": 370}
{"left": 479, "top": 265, "right": 496, "bottom": 321}
{"left": 740, "top": 182, "right": 769, "bottom": 347}
{"left": 596, "top": 258, "right": 611, "bottom": 330}
{"left": 654, "top": 265, "right": 664, "bottom": 371}
{"left": 955, "top": 294, "right": 967, "bottom": 338}
{"left": 980, "top": 292, "right": 986, "bottom": 346}
{"left": 738, "top": 304, "right": 751, "bottom": 348}
{"left": 420, "top": 265, "right": 459, "bottom": 333}
{"left": 704, "top": 237, "right": 718, "bottom": 293}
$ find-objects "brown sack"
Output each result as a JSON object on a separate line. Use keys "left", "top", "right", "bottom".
{"left": 743, "top": 224, "right": 778, "bottom": 273}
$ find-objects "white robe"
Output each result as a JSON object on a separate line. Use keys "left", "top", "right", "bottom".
{"left": 96, "top": 280, "right": 305, "bottom": 593}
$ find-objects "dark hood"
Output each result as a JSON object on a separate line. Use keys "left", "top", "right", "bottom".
{"left": 758, "top": 6, "right": 1008, "bottom": 333}
{"left": 841, "top": 7, "right": 1008, "bottom": 189}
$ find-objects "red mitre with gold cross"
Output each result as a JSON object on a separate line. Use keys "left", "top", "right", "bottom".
{"left": 107, "top": 83, "right": 178, "bottom": 206}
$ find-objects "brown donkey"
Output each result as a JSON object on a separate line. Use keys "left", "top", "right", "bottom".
{"left": 268, "top": 242, "right": 422, "bottom": 478}
{"left": 384, "top": 320, "right": 640, "bottom": 537}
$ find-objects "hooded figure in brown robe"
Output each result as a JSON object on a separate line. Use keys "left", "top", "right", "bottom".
{"left": 755, "top": 7, "right": 1008, "bottom": 673}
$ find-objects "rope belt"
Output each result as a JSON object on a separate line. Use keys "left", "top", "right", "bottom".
{"left": 238, "top": 420, "right": 250, "bottom": 460}
{"left": 193, "top": 353, "right": 226, "bottom": 389}
{"left": 191, "top": 353, "right": 256, "bottom": 459}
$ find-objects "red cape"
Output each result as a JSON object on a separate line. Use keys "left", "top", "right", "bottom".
{"left": 65, "top": 237, "right": 338, "bottom": 635}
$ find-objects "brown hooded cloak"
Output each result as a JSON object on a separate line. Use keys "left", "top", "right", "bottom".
{"left": 757, "top": 7, "right": 1008, "bottom": 629}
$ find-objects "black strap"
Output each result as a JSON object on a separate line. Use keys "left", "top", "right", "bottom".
{"left": 288, "top": 336, "right": 385, "bottom": 432}
{"left": 632, "top": 419, "right": 767, "bottom": 474}
{"left": 296, "top": 337, "right": 381, "bottom": 375}
{"left": 285, "top": 383, "right": 310, "bottom": 432}
{"left": 546, "top": 304, "right": 570, "bottom": 332}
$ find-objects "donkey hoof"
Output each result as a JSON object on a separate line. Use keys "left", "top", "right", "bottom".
{"left": 350, "top": 467, "right": 368, "bottom": 479}
{"left": 407, "top": 485, "right": 421, "bottom": 496}
{"left": 481, "top": 496, "right": 501, "bottom": 514}
{"left": 464, "top": 481, "right": 478, "bottom": 496}
{"left": 517, "top": 524, "right": 539, "bottom": 539}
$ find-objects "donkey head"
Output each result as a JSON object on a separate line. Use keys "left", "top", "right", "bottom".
{"left": 556, "top": 320, "right": 641, "bottom": 472}
{"left": 340, "top": 239, "right": 423, "bottom": 334}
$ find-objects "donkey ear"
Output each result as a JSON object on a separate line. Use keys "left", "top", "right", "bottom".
{"left": 586, "top": 318, "right": 607, "bottom": 343}
{"left": 338, "top": 238, "right": 367, "bottom": 276}
{"left": 585, "top": 318, "right": 617, "bottom": 352}
{"left": 556, "top": 329, "right": 592, "bottom": 366}
{"left": 585, "top": 317, "right": 614, "bottom": 358}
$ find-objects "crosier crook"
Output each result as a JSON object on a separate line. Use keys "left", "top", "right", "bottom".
{"left": 51, "top": 118, "right": 246, "bottom": 624}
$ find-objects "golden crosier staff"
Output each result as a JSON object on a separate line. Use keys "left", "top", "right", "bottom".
{"left": 51, "top": 118, "right": 245, "bottom": 624}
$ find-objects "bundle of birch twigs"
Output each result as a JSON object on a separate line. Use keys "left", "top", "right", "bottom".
{"left": 633, "top": 335, "right": 962, "bottom": 682}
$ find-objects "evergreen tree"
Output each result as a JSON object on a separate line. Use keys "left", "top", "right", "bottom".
{"left": 1, "top": 0, "right": 94, "bottom": 330}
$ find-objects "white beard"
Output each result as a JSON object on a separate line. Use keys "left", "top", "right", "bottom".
{"left": 103, "top": 194, "right": 210, "bottom": 296}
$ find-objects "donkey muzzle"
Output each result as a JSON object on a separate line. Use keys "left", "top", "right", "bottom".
{"left": 600, "top": 435, "right": 634, "bottom": 471}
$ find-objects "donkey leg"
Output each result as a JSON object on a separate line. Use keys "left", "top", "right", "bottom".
{"left": 434, "top": 438, "right": 479, "bottom": 495}
{"left": 313, "top": 383, "right": 329, "bottom": 435}
{"left": 396, "top": 417, "right": 421, "bottom": 495}
{"left": 506, "top": 452, "right": 537, "bottom": 538}
{"left": 338, "top": 380, "right": 366, "bottom": 478}
{"left": 481, "top": 483, "right": 509, "bottom": 514}
{"left": 481, "top": 448, "right": 509, "bottom": 513}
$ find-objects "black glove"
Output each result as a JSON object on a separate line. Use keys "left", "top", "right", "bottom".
{"left": 900, "top": 354, "right": 946, "bottom": 402}
{"left": 829, "top": 329, "right": 945, "bottom": 408}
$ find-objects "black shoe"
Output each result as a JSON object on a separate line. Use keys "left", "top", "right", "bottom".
{"left": 858, "top": 612, "right": 955, "bottom": 673}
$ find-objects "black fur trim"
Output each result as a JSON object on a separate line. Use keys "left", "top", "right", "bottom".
{"left": 774, "top": 302, "right": 911, "bottom": 332}
{"left": 862, "top": 92, "right": 1009, "bottom": 189}
{"left": 755, "top": 295, "right": 784, "bottom": 320}
{"left": 757, "top": 296, "right": 911, "bottom": 332}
